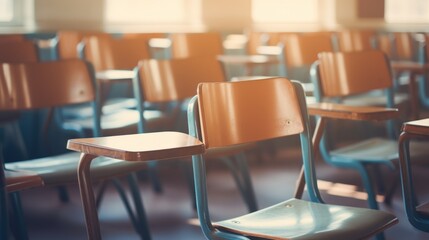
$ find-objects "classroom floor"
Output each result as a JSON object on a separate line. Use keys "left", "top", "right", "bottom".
{"left": 15, "top": 141, "right": 429, "bottom": 240}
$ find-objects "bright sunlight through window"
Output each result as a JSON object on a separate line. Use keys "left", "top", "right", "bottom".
{"left": 252, "top": 0, "right": 318, "bottom": 23}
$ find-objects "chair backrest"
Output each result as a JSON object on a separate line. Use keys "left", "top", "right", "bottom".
{"left": 56, "top": 30, "right": 108, "bottom": 60}
{"left": 377, "top": 32, "right": 415, "bottom": 61}
{"left": 0, "top": 59, "right": 96, "bottom": 111}
{"left": 194, "top": 78, "right": 307, "bottom": 149}
{"left": 81, "top": 34, "right": 152, "bottom": 71}
{"left": 337, "top": 29, "right": 376, "bottom": 52}
{"left": 135, "top": 56, "right": 225, "bottom": 103}
{"left": 170, "top": 32, "right": 224, "bottom": 58}
{"left": 314, "top": 50, "right": 393, "bottom": 99}
{"left": 0, "top": 41, "right": 39, "bottom": 62}
{"left": 283, "top": 32, "right": 334, "bottom": 67}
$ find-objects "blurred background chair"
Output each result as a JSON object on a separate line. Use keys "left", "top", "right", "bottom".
{"left": 188, "top": 77, "right": 397, "bottom": 240}
{"left": 310, "top": 50, "right": 402, "bottom": 210}
{"left": 1, "top": 59, "right": 151, "bottom": 239}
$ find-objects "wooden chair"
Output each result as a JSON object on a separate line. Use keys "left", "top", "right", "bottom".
{"left": 134, "top": 56, "right": 258, "bottom": 211}
{"left": 398, "top": 118, "right": 429, "bottom": 232}
{"left": 187, "top": 77, "right": 398, "bottom": 240}
{"left": 56, "top": 30, "right": 108, "bottom": 60}
{"left": 309, "top": 50, "right": 413, "bottom": 212}
{"left": 1, "top": 59, "right": 151, "bottom": 239}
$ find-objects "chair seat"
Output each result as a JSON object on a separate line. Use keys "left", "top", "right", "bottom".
{"left": 214, "top": 198, "right": 397, "bottom": 240}
{"left": 330, "top": 137, "right": 398, "bottom": 163}
{"left": 6, "top": 152, "right": 148, "bottom": 186}
{"left": 5, "top": 169, "right": 43, "bottom": 192}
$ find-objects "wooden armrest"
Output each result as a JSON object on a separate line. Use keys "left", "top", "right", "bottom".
{"left": 307, "top": 103, "right": 399, "bottom": 121}
{"left": 401, "top": 118, "right": 429, "bottom": 136}
{"left": 67, "top": 131, "right": 205, "bottom": 162}
{"left": 390, "top": 61, "right": 429, "bottom": 74}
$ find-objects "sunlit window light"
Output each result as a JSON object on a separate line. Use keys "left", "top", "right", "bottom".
{"left": 0, "top": 0, "right": 13, "bottom": 22}
{"left": 252, "top": 0, "right": 319, "bottom": 23}
{"left": 385, "top": 0, "right": 429, "bottom": 22}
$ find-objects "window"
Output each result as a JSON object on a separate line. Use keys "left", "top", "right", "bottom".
{"left": 252, "top": 0, "right": 319, "bottom": 23}
{"left": 0, "top": 0, "right": 14, "bottom": 22}
{"left": 385, "top": 0, "right": 429, "bottom": 22}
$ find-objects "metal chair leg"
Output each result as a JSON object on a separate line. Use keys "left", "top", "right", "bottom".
{"left": 127, "top": 173, "right": 151, "bottom": 240}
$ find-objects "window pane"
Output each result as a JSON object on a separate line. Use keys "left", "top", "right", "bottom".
{"left": 252, "top": 0, "right": 318, "bottom": 23}
{"left": 385, "top": 0, "right": 429, "bottom": 22}
{"left": 0, "top": 0, "right": 13, "bottom": 22}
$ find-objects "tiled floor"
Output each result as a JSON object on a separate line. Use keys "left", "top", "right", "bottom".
{"left": 15, "top": 144, "right": 429, "bottom": 239}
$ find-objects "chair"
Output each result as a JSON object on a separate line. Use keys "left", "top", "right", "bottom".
{"left": 134, "top": 56, "right": 258, "bottom": 211}
{"left": 310, "top": 50, "right": 407, "bottom": 210}
{"left": 2, "top": 59, "right": 151, "bottom": 239}
{"left": 187, "top": 77, "right": 398, "bottom": 240}
{"left": 398, "top": 118, "right": 429, "bottom": 232}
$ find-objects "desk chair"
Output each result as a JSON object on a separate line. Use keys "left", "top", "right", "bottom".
{"left": 310, "top": 50, "right": 406, "bottom": 211}
{"left": 134, "top": 56, "right": 258, "bottom": 212}
{"left": 398, "top": 118, "right": 429, "bottom": 232}
{"left": 2, "top": 59, "right": 151, "bottom": 239}
{"left": 188, "top": 77, "right": 398, "bottom": 240}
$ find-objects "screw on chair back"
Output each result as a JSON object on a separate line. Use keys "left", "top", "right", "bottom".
{"left": 170, "top": 32, "right": 224, "bottom": 58}
{"left": 187, "top": 77, "right": 398, "bottom": 240}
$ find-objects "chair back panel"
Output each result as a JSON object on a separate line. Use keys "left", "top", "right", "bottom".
{"left": 0, "top": 59, "right": 95, "bottom": 110}
{"left": 110, "top": 38, "right": 151, "bottom": 70}
{"left": 318, "top": 50, "right": 392, "bottom": 97}
{"left": 138, "top": 56, "right": 224, "bottom": 102}
{"left": 197, "top": 78, "right": 304, "bottom": 148}
{"left": 284, "top": 33, "right": 334, "bottom": 67}
{"left": 170, "top": 33, "right": 223, "bottom": 58}
{"left": 82, "top": 35, "right": 115, "bottom": 71}
{"left": 395, "top": 32, "right": 414, "bottom": 60}
{"left": 337, "top": 30, "right": 375, "bottom": 52}
{"left": 0, "top": 41, "right": 38, "bottom": 62}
